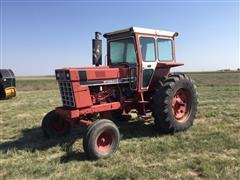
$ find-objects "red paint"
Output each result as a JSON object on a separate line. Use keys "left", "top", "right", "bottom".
{"left": 96, "top": 132, "right": 113, "bottom": 153}
{"left": 73, "top": 86, "right": 93, "bottom": 108}
{"left": 134, "top": 33, "right": 143, "bottom": 92}
{"left": 80, "top": 66, "right": 128, "bottom": 80}
{"left": 172, "top": 89, "right": 188, "bottom": 120}
{"left": 69, "top": 69, "right": 80, "bottom": 81}
{"left": 79, "top": 120, "right": 92, "bottom": 126}
{"left": 55, "top": 102, "right": 121, "bottom": 122}
{"left": 156, "top": 62, "right": 183, "bottom": 68}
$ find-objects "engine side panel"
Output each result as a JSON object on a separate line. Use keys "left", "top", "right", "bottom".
{"left": 56, "top": 66, "right": 131, "bottom": 109}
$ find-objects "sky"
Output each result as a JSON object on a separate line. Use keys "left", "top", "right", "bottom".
{"left": 0, "top": 0, "right": 239, "bottom": 76}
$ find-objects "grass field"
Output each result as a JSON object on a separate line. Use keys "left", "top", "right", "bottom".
{"left": 0, "top": 72, "right": 240, "bottom": 179}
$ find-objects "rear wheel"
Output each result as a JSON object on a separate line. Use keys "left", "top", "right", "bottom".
{"left": 83, "top": 119, "right": 120, "bottom": 160}
{"left": 152, "top": 73, "right": 198, "bottom": 133}
{"left": 41, "top": 110, "right": 71, "bottom": 138}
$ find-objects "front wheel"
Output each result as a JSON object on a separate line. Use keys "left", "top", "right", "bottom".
{"left": 41, "top": 110, "right": 71, "bottom": 138}
{"left": 83, "top": 119, "right": 120, "bottom": 160}
{"left": 152, "top": 73, "right": 198, "bottom": 134}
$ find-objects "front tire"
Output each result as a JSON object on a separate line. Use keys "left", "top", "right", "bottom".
{"left": 152, "top": 73, "right": 198, "bottom": 134}
{"left": 41, "top": 110, "right": 71, "bottom": 138}
{"left": 83, "top": 119, "right": 120, "bottom": 160}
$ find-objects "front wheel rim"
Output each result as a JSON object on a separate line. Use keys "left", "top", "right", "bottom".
{"left": 96, "top": 131, "right": 113, "bottom": 153}
{"left": 172, "top": 89, "right": 190, "bottom": 122}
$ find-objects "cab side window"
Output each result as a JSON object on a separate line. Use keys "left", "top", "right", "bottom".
{"left": 109, "top": 38, "right": 137, "bottom": 65}
{"left": 140, "top": 37, "right": 156, "bottom": 62}
{"left": 157, "top": 39, "right": 173, "bottom": 61}
{"left": 126, "top": 42, "right": 137, "bottom": 64}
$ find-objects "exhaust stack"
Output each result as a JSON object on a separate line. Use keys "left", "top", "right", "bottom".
{"left": 92, "top": 32, "right": 102, "bottom": 66}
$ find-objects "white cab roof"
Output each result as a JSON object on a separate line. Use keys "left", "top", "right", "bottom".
{"left": 104, "top": 26, "right": 178, "bottom": 37}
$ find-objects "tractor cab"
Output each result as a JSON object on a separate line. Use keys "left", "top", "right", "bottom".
{"left": 103, "top": 27, "right": 182, "bottom": 92}
{"left": 0, "top": 69, "right": 16, "bottom": 99}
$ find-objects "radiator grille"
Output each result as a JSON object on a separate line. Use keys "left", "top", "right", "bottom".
{"left": 58, "top": 81, "right": 75, "bottom": 107}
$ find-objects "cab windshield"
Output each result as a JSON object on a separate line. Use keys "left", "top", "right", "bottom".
{"left": 109, "top": 38, "right": 137, "bottom": 65}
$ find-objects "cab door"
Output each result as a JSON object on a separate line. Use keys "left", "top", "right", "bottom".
{"left": 139, "top": 36, "right": 157, "bottom": 89}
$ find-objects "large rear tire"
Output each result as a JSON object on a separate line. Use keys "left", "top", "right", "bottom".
{"left": 41, "top": 110, "right": 71, "bottom": 138}
{"left": 83, "top": 119, "right": 120, "bottom": 160}
{"left": 152, "top": 73, "right": 198, "bottom": 134}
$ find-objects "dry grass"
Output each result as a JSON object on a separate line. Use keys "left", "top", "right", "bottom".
{"left": 0, "top": 72, "right": 240, "bottom": 179}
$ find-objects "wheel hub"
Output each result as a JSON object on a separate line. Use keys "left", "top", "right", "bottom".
{"left": 96, "top": 132, "right": 113, "bottom": 153}
{"left": 172, "top": 89, "right": 189, "bottom": 121}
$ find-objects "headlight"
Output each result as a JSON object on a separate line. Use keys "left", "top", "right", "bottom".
{"left": 65, "top": 72, "right": 70, "bottom": 79}
{"left": 56, "top": 72, "right": 60, "bottom": 79}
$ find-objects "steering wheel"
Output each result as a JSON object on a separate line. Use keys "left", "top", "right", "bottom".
{"left": 116, "top": 62, "right": 131, "bottom": 67}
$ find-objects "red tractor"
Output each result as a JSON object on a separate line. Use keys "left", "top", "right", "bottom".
{"left": 42, "top": 27, "right": 198, "bottom": 159}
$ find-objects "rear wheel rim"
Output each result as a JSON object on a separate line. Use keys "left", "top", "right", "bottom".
{"left": 172, "top": 89, "right": 190, "bottom": 122}
{"left": 96, "top": 131, "right": 113, "bottom": 153}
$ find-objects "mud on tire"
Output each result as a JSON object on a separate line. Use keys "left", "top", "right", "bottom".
{"left": 152, "top": 73, "right": 198, "bottom": 134}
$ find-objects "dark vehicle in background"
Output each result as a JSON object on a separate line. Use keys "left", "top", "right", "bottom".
{"left": 0, "top": 69, "right": 16, "bottom": 99}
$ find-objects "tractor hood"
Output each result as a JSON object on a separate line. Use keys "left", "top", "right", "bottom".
{"left": 55, "top": 66, "right": 130, "bottom": 86}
